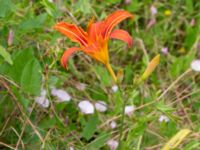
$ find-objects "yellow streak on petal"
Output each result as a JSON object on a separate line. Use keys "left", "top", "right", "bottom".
{"left": 162, "top": 129, "right": 191, "bottom": 150}
{"left": 141, "top": 54, "right": 160, "bottom": 80}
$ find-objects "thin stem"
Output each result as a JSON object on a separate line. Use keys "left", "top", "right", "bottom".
{"left": 136, "top": 135, "right": 143, "bottom": 150}
{"left": 105, "top": 63, "right": 117, "bottom": 83}
{"left": 117, "top": 82, "right": 127, "bottom": 149}
{"left": 118, "top": 83, "right": 139, "bottom": 149}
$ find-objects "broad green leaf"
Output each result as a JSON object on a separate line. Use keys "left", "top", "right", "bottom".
{"left": 81, "top": 114, "right": 99, "bottom": 140}
{"left": 184, "top": 27, "right": 198, "bottom": 50}
{"left": 21, "top": 58, "right": 42, "bottom": 95}
{"left": 0, "top": 45, "right": 13, "bottom": 65}
{"left": 9, "top": 49, "right": 34, "bottom": 83}
{"left": 75, "top": 0, "right": 92, "bottom": 15}
{"left": 0, "top": 0, "right": 15, "bottom": 18}
{"left": 12, "top": 86, "right": 29, "bottom": 109}
{"left": 19, "top": 13, "right": 47, "bottom": 30}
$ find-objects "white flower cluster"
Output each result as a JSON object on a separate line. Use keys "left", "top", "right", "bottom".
{"left": 35, "top": 88, "right": 71, "bottom": 108}
{"left": 125, "top": 105, "right": 135, "bottom": 117}
{"left": 35, "top": 86, "right": 136, "bottom": 122}
{"left": 35, "top": 89, "right": 50, "bottom": 108}
{"left": 51, "top": 88, "right": 71, "bottom": 102}
{"left": 78, "top": 100, "right": 108, "bottom": 114}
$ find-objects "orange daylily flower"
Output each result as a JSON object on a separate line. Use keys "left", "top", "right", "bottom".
{"left": 54, "top": 10, "right": 133, "bottom": 82}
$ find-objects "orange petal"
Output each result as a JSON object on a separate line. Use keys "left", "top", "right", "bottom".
{"left": 110, "top": 29, "right": 133, "bottom": 47}
{"left": 87, "top": 22, "right": 103, "bottom": 41}
{"left": 54, "top": 22, "right": 88, "bottom": 46}
{"left": 84, "top": 42, "right": 99, "bottom": 52}
{"left": 102, "top": 10, "right": 133, "bottom": 38}
{"left": 61, "top": 47, "right": 80, "bottom": 68}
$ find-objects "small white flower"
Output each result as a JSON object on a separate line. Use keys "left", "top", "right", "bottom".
{"left": 191, "top": 60, "right": 200, "bottom": 72}
{"left": 51, "top": 88, "right": 71, "bottom": 102}
{"left": 48, "top": 0, "right": 53, "bottom": 3}
{"left": 124, "top": 0, "right": 131, "bottom": 4}
{"left": 35, "top": 89, "right": 49, "bottom": 108}
{"left": 35, "top": 97, "right": 50, "bottom": 108}
{"left": 41, "top": 89, "right": 47, "bottom": 97}
{"left": 69, "top": 146, "right": 74, "bottom": 150}
{"left": 111, "top": 85, "right": 118, "bottom": 93}
{"left": 95, "top": 101, "right": 107, "bottom": 112}
{"left": 125, "top": 105, "right": 135, "bottom": 117}
{"left": 78, "top": 100, "right": 94, "bottom": 114}
{"left": 107, "top": 139, "right": 119, "bottom": 150}
{"left": 159, "top": 115, "right": 170, "bottom": 123}
{"left": 110, "top": 121, "right": 117, "bottom": 129}
{"left": 161, "top": 47, "right": 168, "bottom": 55}
{"left": 150, "top": 5, "right": 157, "bottom": 16}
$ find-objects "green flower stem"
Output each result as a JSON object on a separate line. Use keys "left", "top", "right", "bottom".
{"left": 106, "top": 63, "right": 117, "bottom": 83}
{"left": 117, "top": 82, "right": 127, "bottom": 149}
{"left": 118, "top": 82, "right": 140, "bottom": 149}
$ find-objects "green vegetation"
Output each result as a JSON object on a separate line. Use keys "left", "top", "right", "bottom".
{"left": 0, "top": 0, "right": 200, "bottom": 149}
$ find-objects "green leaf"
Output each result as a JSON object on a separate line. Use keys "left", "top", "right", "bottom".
{"left": 128, "top": 121, "right": 147, "bottom": 138}
{"left": 39, "top": 116, "right": 57, "bottom": 129}
{"left": 184, "top": 27, "right": 198, "bottom": 50}
{"left": 8, "top": 49, "right": 34, "bottom": 83}
{"left": 185, "top": 0, "right": 193, "bottom": 13}
{"left": 81, "top": 114, "right": 99, "bottom": 140}
{"left": 76, "top": 0, "right": 92, "bottom": 15}
{"left": 0, "top": 45, "right": 13, "bottom": 65}
{"left": 184, "top": 140, "right": 200, "bottom": 150}
{"left": 170, "top": 51, "right": 195, "bottom": 78}
{"left": 86, "top": 132, "right": 111, "bottom": 149}
{"left": 95, "top": 65, "right": 111, "bottom": 86}
{"left": 41, "top": 0, "right": 61, "bottom": 18}
{"left": 12, "top": 86, "right": 30, "bottom": 109}
{"left": 21, "top": 58, "right": 42, "bottom": 95}
{"left": 19, "top": 13, "right": 47, "bottom": 31}
{"left": 156, "top": 101, "right": 174, "bottom": 113}
{"left": 124, "top": 64, "right": 133, "bottom": 84}
{"left": 125, "top": 0, "right": 141, "bottom": 12}
{"left": 0, "top": 0, "right": 15, "bottom": 18}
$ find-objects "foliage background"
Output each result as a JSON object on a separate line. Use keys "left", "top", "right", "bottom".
{"left": 0, "top": 0, "right": 200, "bottom": 149}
